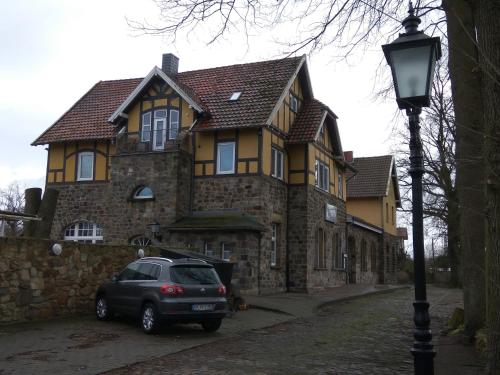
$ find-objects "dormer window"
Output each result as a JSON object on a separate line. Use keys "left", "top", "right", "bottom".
{"left": 132, "top": 186, "right": 154, "bottom": 200}
{"left": 290, "top": 94, "right": 298, "bottom": 113}
{"left": 229, "top": 92, "right": 242, "bottom": 101}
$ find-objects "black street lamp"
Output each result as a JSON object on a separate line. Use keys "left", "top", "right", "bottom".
{"left": 382, "top": 2, "right": 441, "bottom": 375}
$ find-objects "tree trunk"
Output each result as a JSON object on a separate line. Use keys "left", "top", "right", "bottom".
{"left": 447, "top": 192, "right": 461, "bottom": 287}
{"left": 442, "top": 0, "right": 485, "bottom": 335}
{"left": 478, "top": 0, "right": 500, "bottom": 371}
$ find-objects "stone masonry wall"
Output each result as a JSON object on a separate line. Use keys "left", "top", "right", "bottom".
{"left": 0, "top": 237, "right": 160, "bottom": 324}
{"left": 346, "top": 225, "right": 380, "bottom": 284}
{"left": 166, "top": 231, "right": 261, "bottom": 295}
{"left": 192, "top": 175, "right": 288, "bottom": 294}
{"left": 50, "top": 150, "right": 192, "bottom": 244}
{"left": 305, "top": 187, "right": 347, "bottom": 291}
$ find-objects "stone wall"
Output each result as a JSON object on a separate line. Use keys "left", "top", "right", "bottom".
{"left": 49, "top": 150, "right": 192, "bottom": 244}
{"left": 346, "top": 225, "right": 380, "bottom": 284}
{"left": 304, "top": 187, "right": 347, "bottom": 291}
{"left": 287, "top": 185, "right": 347, "bottom": 292}
{"left": 167, "top": 231, "right": 262, "bottom": 295}
{"left": 382, "top": 233, "right": 400, "bottom": 284}
{"left": 0, "top": 237, "right": 159, "bottom": 324}
{"left": 192, "top": 175, "right": 288, "bottom": 294}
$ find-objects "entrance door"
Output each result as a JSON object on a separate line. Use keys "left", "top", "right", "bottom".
{"left": 153, "top": 110, "right": 167, "bottom": 150}
{"left": 348, "top": 236, "right": 356, "bottom": 284}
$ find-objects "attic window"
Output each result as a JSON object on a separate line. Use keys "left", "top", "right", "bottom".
{"left": 290, "top": 94, "right": 298, "bottom": 113}
{"left": 229, "top": 92, "right": 242, "bottom": 101}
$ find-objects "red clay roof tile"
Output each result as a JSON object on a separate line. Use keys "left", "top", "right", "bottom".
{"left": 33, "top": 56, "right": 304, "bottom": 144}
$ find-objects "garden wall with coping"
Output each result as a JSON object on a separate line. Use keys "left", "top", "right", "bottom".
{"left": 0, "top": 237, "right": 159, "bottom": 324}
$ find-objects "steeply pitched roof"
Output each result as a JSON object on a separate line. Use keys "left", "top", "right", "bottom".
{"left": 346, "top": 155, "right": 396, "bottom": 198}
{"left": 33, "top": 56, "right": 306, "bottom": 145}
{"left": 32, "top": 79, "right": 142, "bottom": 145}
{"left": 287, "top": 100, "right": 327, "bottom": 143}
{"left": 179, "top": 56, "right": 304, "bottom": 131}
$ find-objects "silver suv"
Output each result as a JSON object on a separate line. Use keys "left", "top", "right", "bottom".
{"left": 95, "top": 257, "right": 228, "bottom": 334}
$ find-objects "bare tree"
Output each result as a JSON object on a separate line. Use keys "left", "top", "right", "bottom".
{"left": 394, "top": 62, "right": 460, "bottom": 286}
{"left": 133, "top": 0, "right": 499, "bottom": 366}
{"left": 0, "top": 182, "right": 25, "bottom": 236}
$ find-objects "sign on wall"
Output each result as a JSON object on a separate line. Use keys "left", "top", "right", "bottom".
{"left": 325, "top": 203, "right": 337, "bottom": 223}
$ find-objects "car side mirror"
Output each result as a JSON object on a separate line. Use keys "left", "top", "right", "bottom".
{"left": 111, "top": 274, "right": 119, "bottom": 282}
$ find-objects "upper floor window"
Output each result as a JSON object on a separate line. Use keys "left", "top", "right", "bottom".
{"left": 132, "top": 186, "right": 154, "bottom": 200}
{"left": 169, "top": 109, "right": 179, "bottom": 140}
{"left": 338, "top": 173, "right": 343, "bottom": 198}
{"left": 315, "top": 160, "right": 329, "bottom": 192}
{"left": 392, "top": 206, "right": 395, "bottom": 225}
{"left": 386, "top": 203, "right": 389, "bottom": 223}
{"left": 289, "top": 93, "right": 298, "bottom": 113}
{"left": 64, "top": 221, "right": 103, "bottom": 244}
{"left": 271, "top": 147, "right": 284, "bottom": 180}
{"left": 217, "top": 142, "right": 235, "bottom": 174}
{"left": 77, "top": 152, "right": 94, "bottom": 181}
{"left": 141, "top": 112, "right": 152, "bottom": 142}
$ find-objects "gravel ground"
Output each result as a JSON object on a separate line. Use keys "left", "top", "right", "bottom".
{"left": 103, "top": 286, "right": 466, "bottom": 375}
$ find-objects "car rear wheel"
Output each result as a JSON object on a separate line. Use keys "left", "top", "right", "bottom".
{"left": 96, "top": 295, "right": 112, "bottom": 321}
{"left": 201, "top": 319, "right": 222, "bottom": 333}
{"left": 141, "top": 303, "right": 159, "bottom": 334}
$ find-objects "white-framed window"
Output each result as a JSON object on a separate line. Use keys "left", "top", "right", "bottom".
{"left": 217, "top": 142, "right": 235, "bottom": 174}
{"left": 221, "top": 242, "right": 232, "bottom": 261}
{"left": 169, "top": 109, "right": 179, "bottom": 140}
{"left": 132, "top": 186, "right": 154, "bottom": 200}
{"left": 64, "top": 222, "right": 103, "bottom": 244}
{"left": 289, "top": 93, "right": 298, "bottom": 113}
{"left": 77, "top": 152, "right": 94, "bottom": 181}
{"left": 204, "top": 242, "right": 215, "bottom": 257}
{"left": 338, "top": 173, "right": 343, "bottom": 198}
{"left": 271, "top": 223, "right": 278, "bottom": 267}
{"left": 153, "top": 110, "right": 167, "bottom": 150}
{"left": 141, "top": 112, "right": 152, "bottom": 142}
{"left": 315, "top": 160, "right": 329, "bottom": 192}
{"left": 271, "top": 147, "right": 284, "bottom": 180}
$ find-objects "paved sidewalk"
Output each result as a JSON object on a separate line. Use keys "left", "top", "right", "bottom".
{"left": 245, "top": 283, "right": 409, "bottom": 317}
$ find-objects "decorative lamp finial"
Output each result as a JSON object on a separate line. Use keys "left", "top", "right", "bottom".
{"left": 402, "top": 1, "right": 421, "bottom": 35}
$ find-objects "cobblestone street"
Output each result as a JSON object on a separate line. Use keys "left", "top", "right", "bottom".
{"left": 104, "top": 287, "right": 466, "bottom": 375}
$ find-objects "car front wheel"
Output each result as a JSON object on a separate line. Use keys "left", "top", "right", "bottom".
{"left": 201, "top": 319, "right": 222, "bottom": 333}
{"left": 141, "top": 303, "right": 159, "bottom": 334}
{"left": 96, "top": 295, "right": 112, "bottom": 321}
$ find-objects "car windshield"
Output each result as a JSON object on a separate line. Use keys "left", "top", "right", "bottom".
{"left": 170, "top": 266, "right": 219, "bottom": 285}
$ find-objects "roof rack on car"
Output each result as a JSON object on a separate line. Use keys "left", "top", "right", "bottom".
{"left": 176, "top": 257, "right": 208, "bottom": 264}
{"left": 141, "top": 257, "right": 173, "bottom": 263}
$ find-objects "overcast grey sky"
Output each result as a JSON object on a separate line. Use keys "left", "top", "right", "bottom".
{"left": 0, "top": 0, "right": 399, "bottom": 189}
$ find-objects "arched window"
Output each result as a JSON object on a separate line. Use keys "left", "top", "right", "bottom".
{"left": 132, "top": 186, "right": 154, "bottom": 200}
{"left": 315, "top": 228, "right": 326, "bottom": 269}
{"left": 129, "top": 236, "right": 152, "bottom": 247}
{"left": 360, "top": 239, "right": 367, "bottom": 271}
{"left": 64, "top": 222, "right": 103, "bottom": 244}
{"left": 371, "top": 242, "right": 378, "bottom": 272}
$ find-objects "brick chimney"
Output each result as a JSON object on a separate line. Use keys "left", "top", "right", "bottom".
{"left": 344, "top": 151, "right": 353, "bottom": 162}
{"left": 161, "top": 53, "right": 179, "bottom": 75}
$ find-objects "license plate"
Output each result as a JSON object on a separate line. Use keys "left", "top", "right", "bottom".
{"left": 192, "top": 304, "right": 215, "bottom": 312}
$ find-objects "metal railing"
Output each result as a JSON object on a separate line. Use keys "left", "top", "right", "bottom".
{"left": 116, "top": 130, "right": 181, "bottom": 154}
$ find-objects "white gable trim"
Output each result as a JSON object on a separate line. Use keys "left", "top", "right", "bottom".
{"left": 313, "top": 111, "right": 344, "bottom": 156}
{"left": 108, "top": 66, "right": 203, "bottom": 123}
{"left": 265, "top": 55, "right": 312, "bottom": 126}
